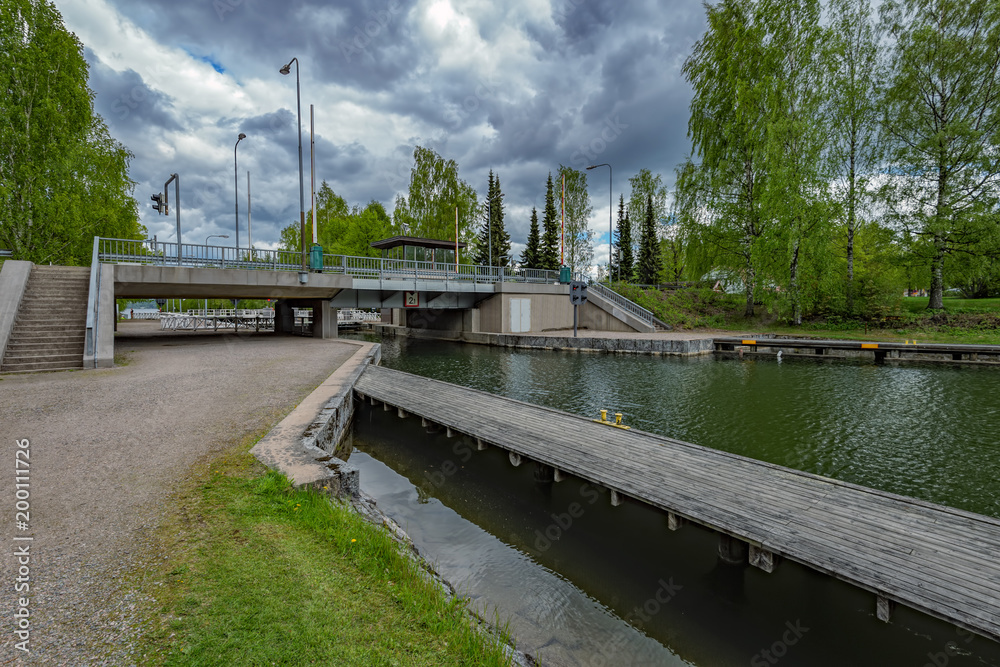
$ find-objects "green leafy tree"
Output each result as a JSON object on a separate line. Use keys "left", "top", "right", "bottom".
{"left": 521, "top": 207, "right": 541, "bottom": 268}
{"left": 637, "top": 194, "right": 663, "bottom": 284}
{"left": 0, "top": 0, "right": 142, "bottom": 264}
{"left": 539, "top": 173, "right": 560, "bottom": 270}
{"left": 558, "top": 165, "right": 594, "bottom": 275}
{"left": 880, "top": 0, "right": 1000, "bottom": 310}
{"left": 390, "top": 146, "right": 478, "bottom": 246}
{"left": 682, "top": 0, "right": 774, "bottom": 316}
{"left": 829, "top": 0, "right": 886, "bottom": 313}
{"left": 759, "top": 0, "right": 830, "bottom": 325}
{"left": 474, "top": 170, "right": 511, "bottom": 266}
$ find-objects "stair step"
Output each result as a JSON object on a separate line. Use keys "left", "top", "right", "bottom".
{"left": 7, "top": 332, "right": 87, "bottom": 349}
{"left": 2, "top": 352, "right": 82, "bottom": 364}
{"left": 1, "top": 361, "right": 84, "bottom": 373}
{"left": 6, "top": 342, "right": 84, "bottom": 352}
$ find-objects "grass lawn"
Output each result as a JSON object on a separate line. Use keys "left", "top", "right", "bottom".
{"left": 608, "top": 283, "right": 1000, "bottom": 345}
{"left": 902, "top": 296, "right": 1000, "bottom": 313}
{"left": 135, "top": 430, "right": 513, "bottom": 666}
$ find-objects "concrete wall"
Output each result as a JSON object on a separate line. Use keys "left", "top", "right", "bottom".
{"left": 579, "top": 300, "right": 640, "bottom": 333}
{"left": 0, "top": 261, "right": 32, "bottom": 366}
{"left": 474, "top": 288, "right": 637, "bottom": 334}
{"left": 94, "top": 264, "right": 116, "bottom": 368}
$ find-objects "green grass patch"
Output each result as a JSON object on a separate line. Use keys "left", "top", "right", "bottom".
{"left": 902, "top": 296, "right": 1000, "bottom": 313}
{"left": 604, "top": 284, "right": 1000, "bottom": 345}
{"left": 137, "top": 435, "right": 513, "bottom": 666}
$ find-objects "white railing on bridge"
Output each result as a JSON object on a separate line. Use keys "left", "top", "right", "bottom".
{"left": 161, "top": 309, "right": 275, "bottom": 332}
{"left": 96, "top": 237, "right": 561, "bottom": 285}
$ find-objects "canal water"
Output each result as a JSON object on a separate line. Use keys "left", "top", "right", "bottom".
{"left": 344, "top": 335, "right": 1000, "bottom": 666}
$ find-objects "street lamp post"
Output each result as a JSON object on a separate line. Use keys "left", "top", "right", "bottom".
{"left": 234, "top": 133, "right": 246, "bottom": 253}
{"left": 204, "top": 234, "right": 229, "bottom": 314}
{"left": 280, "top": 57, "right": 308, "bottom": 282}
{"left": 586, "top": 163, "right": 613, "bottom": 282}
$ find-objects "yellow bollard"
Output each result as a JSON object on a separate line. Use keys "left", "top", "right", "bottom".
{"left": 600, "top": 409, "right": 608, "bottom": 422}
{"left": 615, "top": 412, "right": 623, "bottom": 425}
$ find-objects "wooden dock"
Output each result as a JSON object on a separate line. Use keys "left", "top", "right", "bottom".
{"left": 714, "top": 336, "right": 1000, "bottom": 363}
{"left": 354, "top": 364, "right": 1000, "bottom": 643}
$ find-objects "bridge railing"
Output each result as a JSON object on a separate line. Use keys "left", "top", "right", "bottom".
{"left": 97, "top": 237, "right": 562, "bottom": 285}
{"left": 588, "top": 282, "right": 670, "bottom": 330}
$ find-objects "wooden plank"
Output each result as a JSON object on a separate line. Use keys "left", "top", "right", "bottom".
{"left": 355, "top": 366, "right": 1000, "bottom": 642}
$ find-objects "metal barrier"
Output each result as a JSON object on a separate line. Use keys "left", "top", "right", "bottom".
{"left": 96, "top": 237, "right": 561, "bottom": 285}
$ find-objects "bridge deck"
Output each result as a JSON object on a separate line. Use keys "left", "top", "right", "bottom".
{"left": 354, "top": 364, "right": 1000, "bottom": 643}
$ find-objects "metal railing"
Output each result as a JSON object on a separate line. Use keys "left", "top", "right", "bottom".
{"left": 96, "top": 237, "right": 562, "bottom": 285}
{"left": 588, "top": 282, "right": 670, "bottom": 330}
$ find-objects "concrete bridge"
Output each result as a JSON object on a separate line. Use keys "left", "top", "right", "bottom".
{"left": 0, "top": 237, "right": 666, "bottom": 370}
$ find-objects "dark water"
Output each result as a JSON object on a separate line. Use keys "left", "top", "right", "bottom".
{"left": 344, "top": 335, "right": 1000, "bottom": 666}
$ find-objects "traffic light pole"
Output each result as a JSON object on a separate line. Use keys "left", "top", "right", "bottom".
{"left": 574, "top": 303, "right": 578, "bottom": 338}
{"left": 163, "top": 173, "right": 180, "bottom": 265}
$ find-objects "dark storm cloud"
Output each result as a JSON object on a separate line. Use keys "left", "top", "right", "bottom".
{"left": 85, "top": 49, "right": 182, "bottom": 133}
{"left": 77, "top": 0, "right": 710, "bottom": 253}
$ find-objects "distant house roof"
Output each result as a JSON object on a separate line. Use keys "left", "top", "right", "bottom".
{"left": 369, "top": 235, "right": 467, "bottom": 251}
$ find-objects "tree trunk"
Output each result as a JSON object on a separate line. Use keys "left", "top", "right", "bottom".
{"left": 744, "top": 260, "right": 755, "bottom": 318}
{"left": 790, "top": 240, "right": 801, "bottom": 325}
{"left": 846, "top": 145, "right": 856, "bottom": 313}
{"left": 928, "top": 237, "right": 946, "bottom": 310}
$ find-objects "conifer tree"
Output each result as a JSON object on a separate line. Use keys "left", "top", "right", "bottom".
{"left": 613, "top": 195, "right": 635, "bottom": 282}
{"left": 637, "top": 193, "right": 663, "bottom": 285}
{"left": 521, "top": 207, "right": 541, "bottom": 268}
{"left": 474, "top": 170, "right": 511, "bottom": 266}
{"left": 539, "top": 173, "right": 561, "bottom": 270}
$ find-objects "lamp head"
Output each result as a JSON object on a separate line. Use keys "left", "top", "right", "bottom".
{"left": 238, "top": 133, "right": 247, "bottom": 141}
{"left": 586, "top": 165, "right": 597, "bottom": 170}
{"left": 280, "top": 62, "right": 292, "bottom": 75}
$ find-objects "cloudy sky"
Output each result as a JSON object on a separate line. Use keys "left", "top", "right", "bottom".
{"left": 57, "top": 0, "right": 708, "bottom": 267}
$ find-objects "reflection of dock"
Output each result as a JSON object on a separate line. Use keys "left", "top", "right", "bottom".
{"left": 354, "top": 364, "right": 1000, "bottom": 644}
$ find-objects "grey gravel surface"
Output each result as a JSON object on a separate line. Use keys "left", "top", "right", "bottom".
{"left": 0, "top": 322, "right": 358, "bottom": 665}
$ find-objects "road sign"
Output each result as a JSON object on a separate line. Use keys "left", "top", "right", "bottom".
{"left": 404, "top": 291, "right": 419, "bottom": 308}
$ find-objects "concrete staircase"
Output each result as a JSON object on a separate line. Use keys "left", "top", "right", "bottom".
{"left": 1, "top": 266, "right": 90, "bottom": 372}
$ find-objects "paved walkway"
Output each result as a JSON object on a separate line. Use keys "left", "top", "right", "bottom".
{"left": 0, "top": 323, "right": 359, "bottom": 664}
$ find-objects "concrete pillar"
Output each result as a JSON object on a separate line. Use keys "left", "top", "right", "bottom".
{"left": 311, "top": 299, "right": 338, "bottom": 340}
{"left": 718, "top": 533, "right": 748, "bottom": 565}
{"left": 274, "top": 300, "right": 294, "bottom": 334}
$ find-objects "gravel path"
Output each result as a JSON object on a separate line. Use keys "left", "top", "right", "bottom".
{"left": 0, "top": 323, "right": 358, "bottom": 664}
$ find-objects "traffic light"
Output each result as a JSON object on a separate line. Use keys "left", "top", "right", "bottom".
{"left": 570, "top": 280, "right": 589, "bottom": 305}
{"left": 151, "top": 192, "right": 166, "bottom": 215}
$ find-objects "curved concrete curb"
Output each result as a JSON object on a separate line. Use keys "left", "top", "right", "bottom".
{"left": 251, "top": 340, "right": 381, "bottom": 494}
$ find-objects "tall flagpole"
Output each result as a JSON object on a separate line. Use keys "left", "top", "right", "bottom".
{"left": 310, "top": 104, "right": 317, "bottom": 245}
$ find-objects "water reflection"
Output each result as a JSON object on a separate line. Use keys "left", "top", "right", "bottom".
{"left": 343, "top": 334, "right": 1000, "bottom": 666}
{"left": 362, "top": 336, "right": 1000, "bottom": 518}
